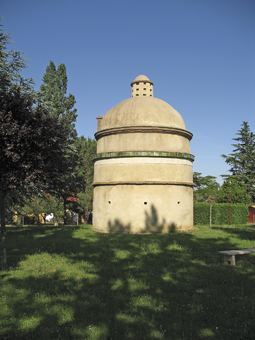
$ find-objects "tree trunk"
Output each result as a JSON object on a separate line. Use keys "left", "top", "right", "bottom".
{"left": 0, "top": 190, "right": 7, "bottom": 269}
{"left": 64, "top": 198, "right": 67, "bottom": 225}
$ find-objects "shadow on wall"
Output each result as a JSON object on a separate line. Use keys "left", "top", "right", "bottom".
{"left": 107, "top": 219, "right": 132, "bottom": 233}
{"left": 145, "top": 204, "right": 176, "bottom": 233}
{"left": 107, "top": 204, "right": 176, "bottom": 234}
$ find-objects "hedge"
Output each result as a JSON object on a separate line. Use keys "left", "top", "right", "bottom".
{"left": 194, "top": 203, "right": 249, "bottom": 225}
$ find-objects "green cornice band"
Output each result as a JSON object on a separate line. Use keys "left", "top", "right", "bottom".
{"left": 94, "top": 151, "right": 195, "bottom": 161}
{"left": 95, "top": 126, "right": 193, "bottom": 141}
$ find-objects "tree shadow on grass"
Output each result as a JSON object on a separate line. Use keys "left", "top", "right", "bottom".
{"left": 212, "top": 224, "right": 255, "bottom": 243}
{"left": 1, "top": 223, "right": 255, "bottom": 339}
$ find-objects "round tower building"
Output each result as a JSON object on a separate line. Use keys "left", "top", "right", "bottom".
{"left": 93, "top": 75, "right": 194, "bottom": 233}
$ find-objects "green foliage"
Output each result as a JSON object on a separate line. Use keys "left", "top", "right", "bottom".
{"left": 231, "top": 204, "right": 249, "bottom": 225}
{"left": 1, "top": 189, "right": 26, "bottom": 222}
{"left": 211, "top": 203, "right": 227, "bottom": 225}
{"left": 0, "top": 90, "right": 70, "bottom": 195}
{"left": 0, "top": 29, "right": 70, "bottom": 197}
{"left": 194, "top": 203, "right": 249, "bottom": 225}
{"left": 0, "top": 20, "right": 34, "bottom": 93}
{"left": 0, "top": 23, "right": 70, "bottom": 267}
{"left": 40, "top": 61, "right": 79, "bottom": 222}
{"left": 222, "top": 121, "right": 255, "bottom": 203}
{"left": 193, "top": 172, "right": 219, "bottom": 202}
{"left": 45, "top": 196, "right": 64, "bottom": 225}
{"left": 212, "top": 204, "right": 248, "bottom": 225}
{"left": 48, "top": 146, "right": 81, "bottom": 225}
{"left": 217, "top": 177, "right": 250, "bottom": 204}
{"left": 75, "top": 137, "right": 97, "bottom": 222}
{"left": 16, "top": 136, "right": 97, "bottom": 226}
{"left": 23, "top": 196, "right": 48, "bottom": 224}
{"left": 194, "top": 203, "right": 210, "bottom": 225}
{"left": 40, "top": 60, "right": 77, "bottom": 138}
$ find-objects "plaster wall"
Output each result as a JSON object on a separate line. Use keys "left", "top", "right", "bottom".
{"left": 94, "top": 158, "right": 193, "bottom": 184}
{"left": 131, "top": 81, "right": 153, "bottom": 97}
{"left": 97, "top": 132, "right": 190, "bottom": 154}
{"left": 93, "top": 184, "right": 193, "bottom": 233}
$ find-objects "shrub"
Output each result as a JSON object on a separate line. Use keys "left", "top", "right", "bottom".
{"left": 194, "top": 203, "right": 210, "bottom": 225}
{"left": 212, "top": 204, "right": 228, "bottom": 225}
{"left": 194, "top": 203, "right": 249, "bottom": 225}
{"left": 230, "top": 203, "right": 249, "bottom": 224}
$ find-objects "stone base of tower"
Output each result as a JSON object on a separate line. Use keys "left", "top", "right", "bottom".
{"left": 92, "top": 184, "right": 194, "bottom": 233}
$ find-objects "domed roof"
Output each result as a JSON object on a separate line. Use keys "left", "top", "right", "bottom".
{"left": 100, "top": 96, "right": 186, "bottom": 130}
{"left": 134, "top": 75, "right": 150, "bottom": 82}
{"left": 131, "top": 75, "right": 153, "bottom": 85}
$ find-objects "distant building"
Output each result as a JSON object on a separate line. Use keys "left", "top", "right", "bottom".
{"left": 93, "top": 75, "right": 194, "bottom": 233}
{"left": 248, "top": 206, "right": 255, "bottom": 223}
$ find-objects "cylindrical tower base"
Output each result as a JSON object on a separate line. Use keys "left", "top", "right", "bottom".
{"left": 93, "top": 184, "right": 194, "bottom": 233}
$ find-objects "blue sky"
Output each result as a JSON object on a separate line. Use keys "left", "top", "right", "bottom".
{"left": 1, "top": 0, "right": 255, "bottom": 184}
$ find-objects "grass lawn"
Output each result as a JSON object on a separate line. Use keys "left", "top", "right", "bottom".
{"left": 1, "top": 224, "right": 255, "bottom": 340}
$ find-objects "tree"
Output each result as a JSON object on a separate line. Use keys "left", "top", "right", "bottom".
{"left": 217, "top": 178, "right": 250, "bottom": 204}
{"left": 0, "top": 20, "right": 34, "bottom": 94}
{"left": 3, "top": 189, "right": 27, "bottom": 225}
{"left": 49, "top": 156, "right": 82, "bottom": 225}
{"left": 40, "top": 61, "right": 77, "bottom": 138}
{"left": 49, "top": 137, "right": 97, "bottom": 225}
{"left": 193, "top": 172, "right": 220, "bottom": 202}
{"left": 0, "top": 24, "right": 70, "bottom": 267}
{"left": 221, "top": 122, "right": 255, "bottom": 203}
{"left": 45, "top": 195, "right": 64, "bottom": 226}
{"left": 75, "top": 137, "right": 97, "bottom": 223}
{"left": 40, "top": 61, "right": 80, "bottom": 223}
{"left": 22, "top": 194, "right": 49, "bottom": 224}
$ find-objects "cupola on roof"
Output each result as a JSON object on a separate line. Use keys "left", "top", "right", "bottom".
{"left": 131, "top": 75, "right": 153, "bottom": 84}
{"left": 131, "top": 75, "right": 154, "bottom": 97}
{"left": 99, "top": 75, "right": 186, "bottom": 131}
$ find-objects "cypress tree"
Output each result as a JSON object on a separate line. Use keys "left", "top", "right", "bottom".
{"left": 40, "top": 61, "right": 78, "bottom": 138}
{"left": 221, "top": 121, "right": 255, "bottom": 203}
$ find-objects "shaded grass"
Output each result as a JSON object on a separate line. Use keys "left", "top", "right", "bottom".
{"left": 1, "top": 224, "right": 255, "bottom": 339}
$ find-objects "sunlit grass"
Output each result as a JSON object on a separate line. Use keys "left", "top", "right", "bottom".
{"left": 0, "top": 224, "right": 255, "bottom": 339}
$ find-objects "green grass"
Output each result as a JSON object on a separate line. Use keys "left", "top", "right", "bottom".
{"left": 1, "top": 224, "right": 255, "bottom": 339}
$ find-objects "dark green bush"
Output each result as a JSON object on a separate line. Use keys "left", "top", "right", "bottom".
{"left": 194, "top": 203, "right": 249, "bottom": 225}
{"left": 230, "top": 203, "right": 249, "bottom": 224}
{"left": 212, "top": 203, "right": 228, "bottom": 225}
{"left": 194, "top": 203, "right": 210, "bottom": 225}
